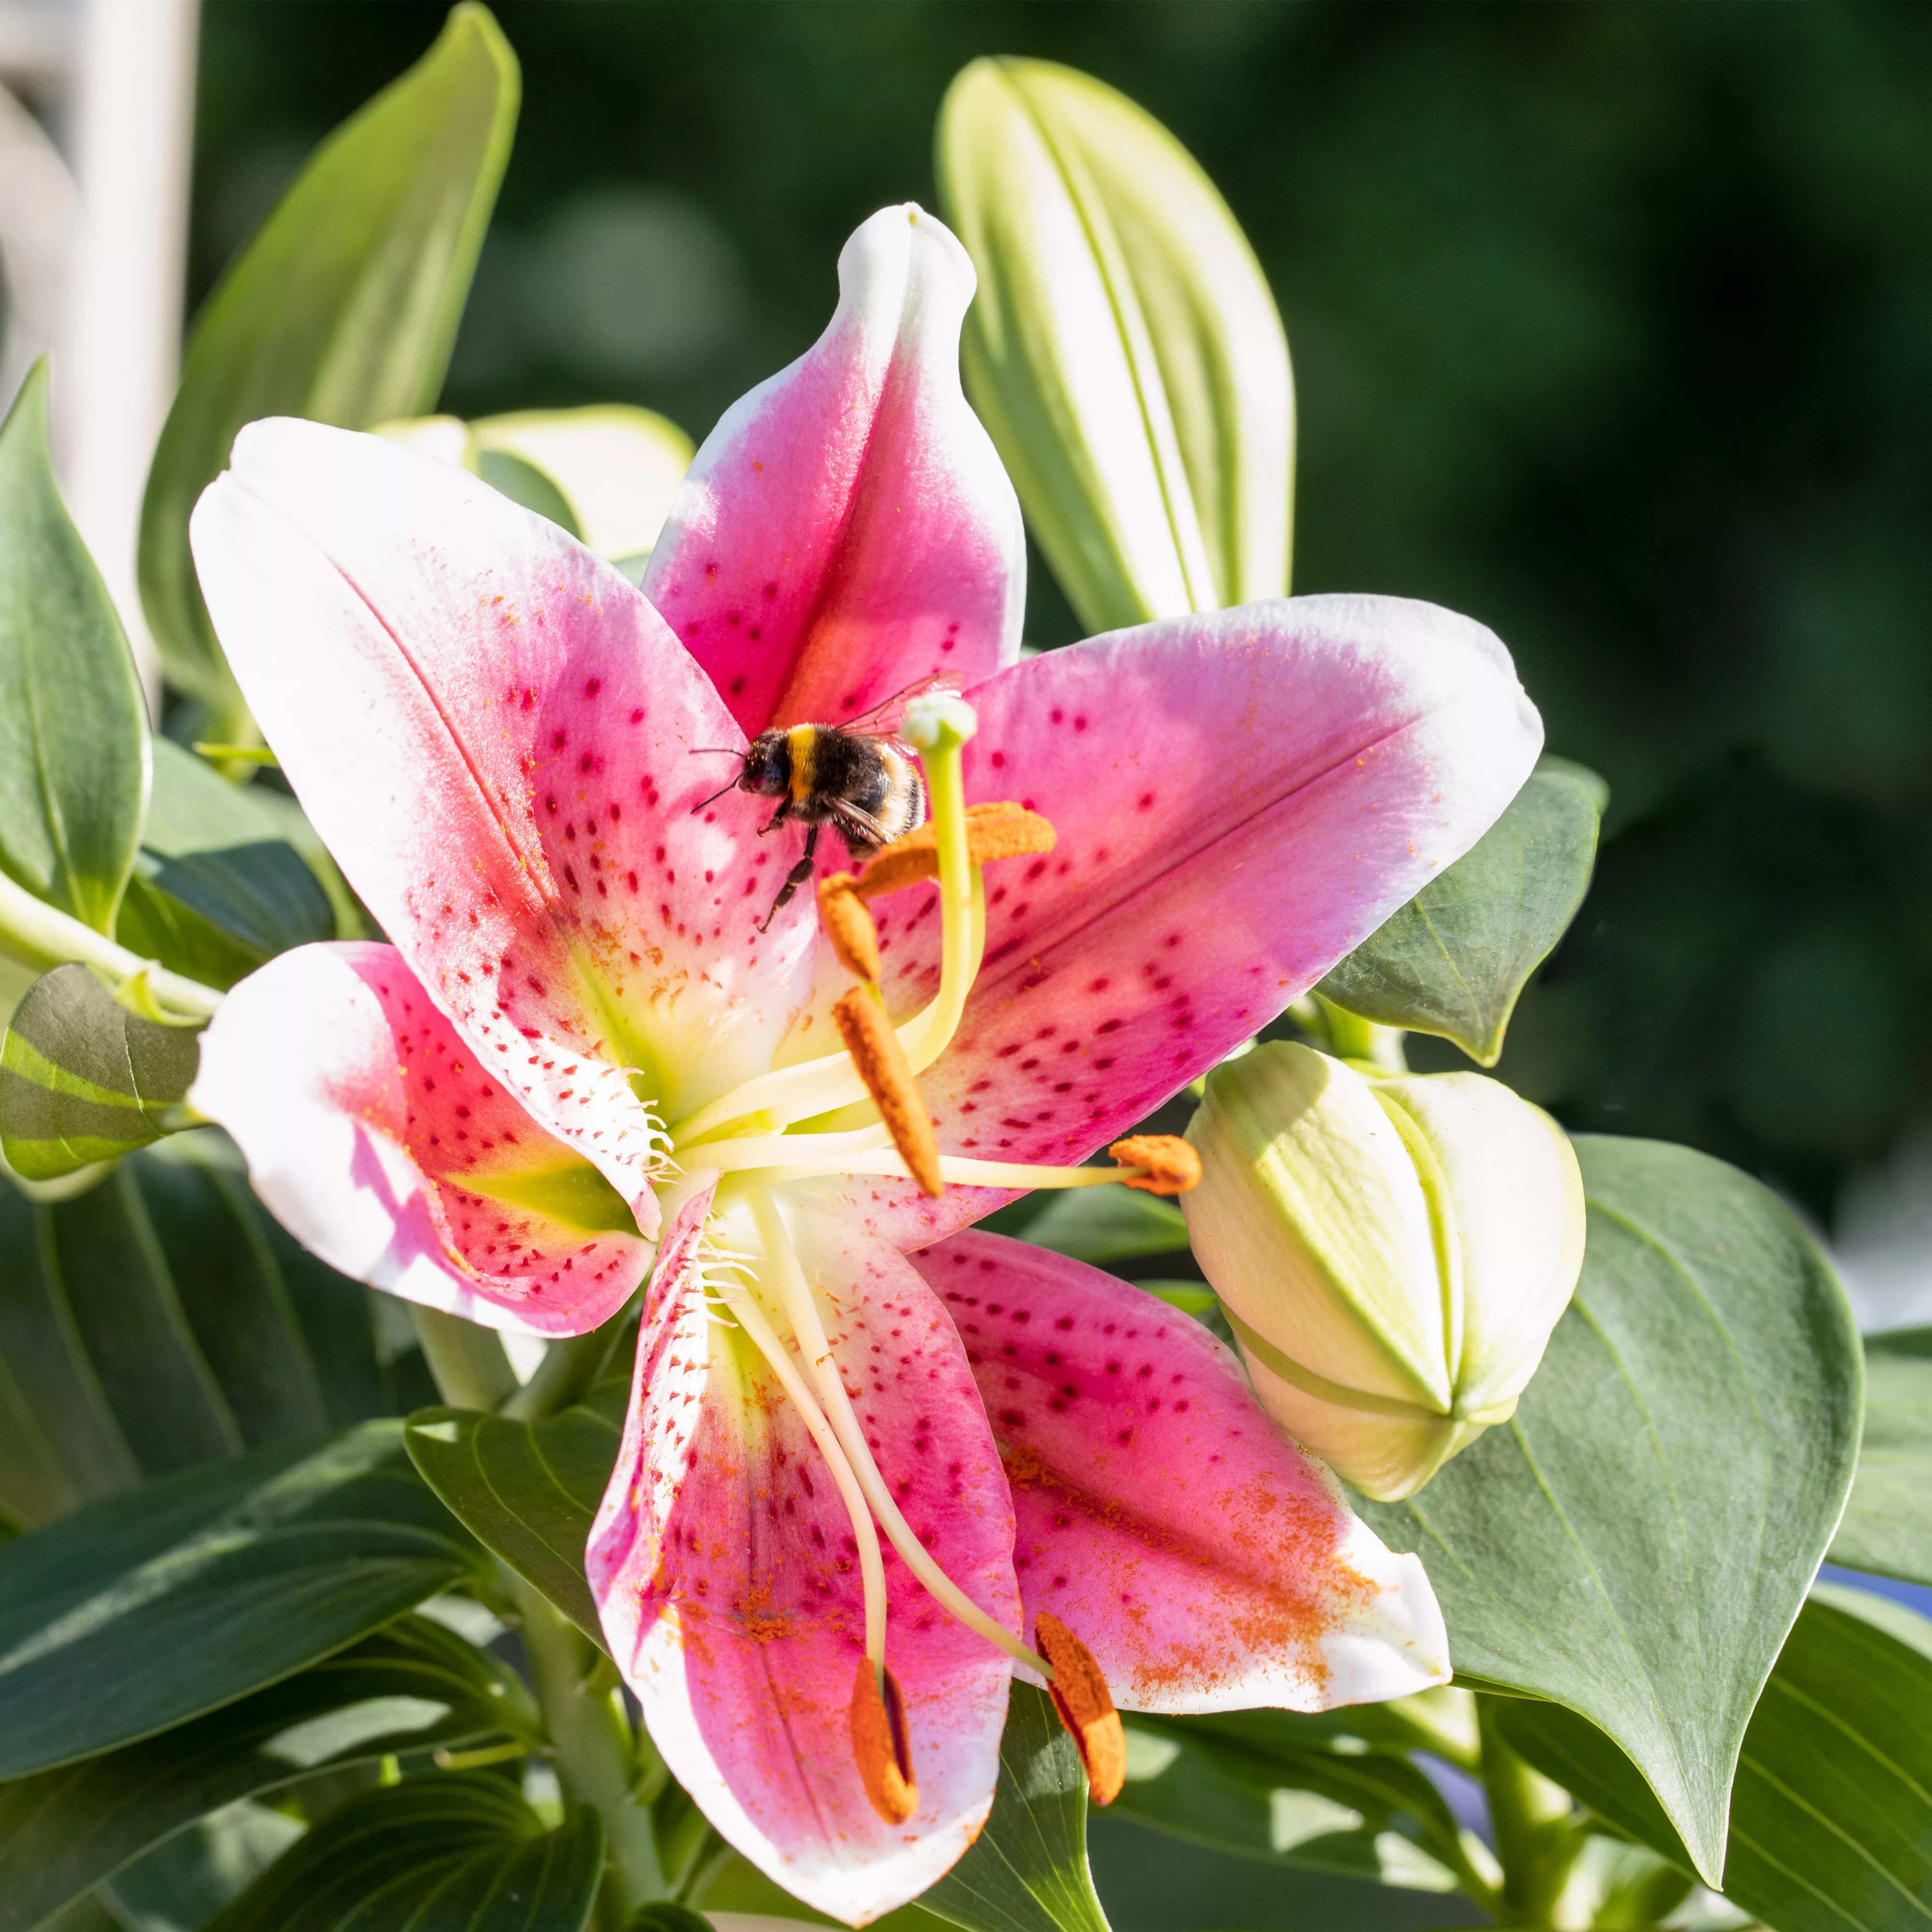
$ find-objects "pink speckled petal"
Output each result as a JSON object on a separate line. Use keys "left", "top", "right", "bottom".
{"left": 190, "top": 945, "right": 653, "bottom": 1336}
{"left": 191, "top": 421, "right": 822, "bottom": 1230}
{"left": 822, "top": 593, "right": 1541, "bottom": 1248}
{"left": 912, "top": 1232, "right": 1450, "bottom": 1713}
{"left": 643, "top": 204, "right": 1024, "bottom": 737}
{"left": 589, "top": 1192, "right": 1018, "bottom": 1925}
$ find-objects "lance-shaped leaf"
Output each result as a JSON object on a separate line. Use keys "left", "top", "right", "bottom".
{"left": 1497, "top": 1591, "right": 1932, "bottom": 1932}
{"left": 1109, "top": 1713, "right": 1467, "bottom": 1893}
{"left": 919, "top": 1684, "right": 1110, "bottom": 1932}
{"left": 41, "top": 1156, "right": 242, "bottom": 1476}
{"left": 0, "top": 963, "right": 199, "bottom": 1179}
{"left": 0, "top": 1419, "right": 485, "bottom": 1778}
{"left": 1355, "top": 1136, "right": 1861, "bottom": 1887}
{"left": 0, "top": 360, "right": 149, "bottom": 934}
{"left": 0, "top": 1614, "right": 537, "bottom": 1932}
{"left": 116, "top": 742, "right": 340, "bottom": 991}
{"left": 1317, "top": 757, "right": 1605, "bottom": 1065}
{"left": 137, "top": 4, "right": 518, "bottom": 715}
{"left": 405, "top": 1380, "right": 626, "bottom": 1646}
{"left": 1829, "top": 1325, "right": 1932, "bottom": 1587}
{"left": 938, "top": 57, "right": 1292, "bottom": 633}
{"left": 202, "top": 1774, "right": 602, "bottom": 1932}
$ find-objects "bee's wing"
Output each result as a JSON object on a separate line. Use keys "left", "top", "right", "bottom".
{"left": 837, "top": 672, "right": 966, "bottom": 740}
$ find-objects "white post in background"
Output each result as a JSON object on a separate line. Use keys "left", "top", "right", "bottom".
{"left": 58, "top": 0, "right": 200, "bottom": 709}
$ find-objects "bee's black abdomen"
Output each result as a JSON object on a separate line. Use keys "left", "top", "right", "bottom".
{"left": 807, "top": 727, "right": 893, "bottom": 820}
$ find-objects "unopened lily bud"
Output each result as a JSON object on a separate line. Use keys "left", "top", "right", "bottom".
{"left": 937, "top": 57, "right": 1293, "bottom": 633}
{"left": 1182, "top": 1043, "right": 1584, "bottom": 1502}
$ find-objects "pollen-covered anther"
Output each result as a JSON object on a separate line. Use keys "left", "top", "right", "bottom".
{"left": 1034, "top": 1611, "right": 1125, "bottom": 1805}
{"left": 854, "top": 801, "right": 1056, "bottom": 900}
{"left": 833, "top": 988, "right": 943, "bottom": 1196}
{"left": 1108, "top": 1135, "right": 1202, "bottom": 1196}
{"left": 817, "top": 872, "right": 881, "bottom": 982}
{"left": 851, "top": 1659, "right": 918, "bottom": 1824}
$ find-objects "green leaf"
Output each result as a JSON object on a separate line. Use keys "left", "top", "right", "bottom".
{"left": 1828, "top": 1326, "right": 1932, "bottom": 1586}
{"left": 149, "top": 739, "right": 364, "bottom": 940}
{"left": 203, "top": 1774, "right": 602, "bottom": 1932}
{"left": 135, "top": 1136, "right": 331, "bottom": 1449}
{"left": 1499, "top": 1592, "right": 1932, "bottom": 1928}
{"left": 0, "top": 1136, "right": 376, "bottom": 1530}
{"left": 404, "top": 1381, "right": 626, "bottom": 1647}
{"left": 0, "top": 1614, "right": 537, "bottom": 1931}
{"left": 1355, "top": 1135, "right": 1861, "bottom": 1886}
{"left": 921, "top": 1683, "right": 1109, "bottom": 1932}
{"left": 0, "top": 963, "right": 199, "bottom": 1179}
{"left": 41, "top": 1159, "right": 242, "bottom": 1474}
{"left": 938, "top": 59, "right": 1293, "bottom": 631}
{"left": 0, "top": 1176, "right": 137, "bottom": 1524}
{"left": 1016, "top": 1187, "right": 1189, "bottom": 1266}
{"left": 0, "top": 361, "right": 149, "bottom": 934}
{"left": 1109, "top": 1714, "right": 1464, "bottom": 1893}
{"left": 137, "top": 5, "right": 519, "bottom": 713}
{"left": 1317, "top": 758, "right": 1604, "bottom": 1065}
{"left": 0, "top": 1419, "right": 484, "bottom": 1778}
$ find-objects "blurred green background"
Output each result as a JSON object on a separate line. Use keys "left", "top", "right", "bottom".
{"left": 190, "top": 0, "right": 1932, "bottom": 1222}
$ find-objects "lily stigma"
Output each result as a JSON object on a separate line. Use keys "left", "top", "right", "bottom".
{"left": 187, "top": 205, "right": 1542, "bottom": 1921}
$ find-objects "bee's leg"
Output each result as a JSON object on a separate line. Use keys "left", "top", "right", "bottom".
{"left": 757, "top": 799, "right": 791, "bottom": 837}
{"left": 760, "top": 823, "right": 819, "bottom": 932}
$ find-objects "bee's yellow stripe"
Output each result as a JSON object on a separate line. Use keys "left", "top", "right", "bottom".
{"left": 787, "top": 724, "right": 819, "bottom": 807}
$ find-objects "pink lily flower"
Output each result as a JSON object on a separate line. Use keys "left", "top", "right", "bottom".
{"left": 187, "top": 206, "right": 1541, "bottom": 1924}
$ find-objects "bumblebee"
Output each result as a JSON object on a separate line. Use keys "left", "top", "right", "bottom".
{"left": 696, "top": 676, "right": 956, "bottom": 927}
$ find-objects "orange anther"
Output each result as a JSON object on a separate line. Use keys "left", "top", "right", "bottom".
{"left": 1108, "top": 1135, "right": 1201, "bottom": 1196}
{"left": 855, "top": 802, "right": 1056, "bottom": 900}
{"left": 851, "top": 1659, "right": 918, "bottom": 1824}
{"left": 817, "top": 873, "right": 882, "bottom": 982}
{"left": 1035, "top": 1612, "right": 1125, "bottom": 1805}
{"left": 834, "top": 988, "right": 943, "bottom": 1196}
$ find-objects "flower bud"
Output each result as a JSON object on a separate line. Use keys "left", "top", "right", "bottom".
{"left": 1182, "top": 1042, "right": 1584, "bottom": 1501}
{"left": 936, "top": 57, "right": 1293, "bottom": 634}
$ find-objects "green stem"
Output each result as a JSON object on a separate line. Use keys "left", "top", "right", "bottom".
{"left": 0, "top": 869, "right": 223, "bottom": 1020}
{"left": 1311, "top": 991, "right": 1408, "bottom": 1071}
{"left": 1478, "top": 1697, "right": 1585, "bottom": 1922}
{"left": 410, "top": 1306, "right": 518, "bottom": 1411}
{"left": 410, "top": 1306, "right": 665, "bottom": 1925}
{"left": 514, "top": 1575, "right": 666, "bottom": 1922}
{"left": 502, "top": 1298, "right": 635, "bottom": 1421}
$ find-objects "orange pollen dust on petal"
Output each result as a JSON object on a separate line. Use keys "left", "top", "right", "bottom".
{"left": 1034, "top": 1611, "right": 1126, "bottom": 1806}
{"left": 852, "top": 801, "right": 1055, "bottom": 900}
{"left": 1109, "top": 1135, "right": 1202, "bottom": 1196}
{"left": 833, "top": 987, "right": 943, "bottom": 1196}
{"left": 850, "top": 1659, "right": 919, "bottom": 1825}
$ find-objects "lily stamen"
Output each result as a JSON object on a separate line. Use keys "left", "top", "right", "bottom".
{"left": 833, "top": 987, "right": 943, "bottom": 1197}
{"left": 850, "top": 1660, "right": 919, "bottom": 1825}
{"left": 1034, "top": 1612, "right": 1126, "bottom": 1805}
{"left": 735, "top": 1137, "right": 1201, "bottom": 1195}
{"left": 715, "top": 1255, "right": 891, "bottom": 1670}
{"left": 748, "top": 1192, "right": 1054, "bottom": 1682}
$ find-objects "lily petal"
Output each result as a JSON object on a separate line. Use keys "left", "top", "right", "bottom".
{"left": 913, "top": 1231, "right": 1450, "bottom": 1712}
{"left": 589, "top": 1191, "right": 1017, "bottom": 1925}
{"left": 190, "top": 944, "right": 654, "bottom": 1335}
{"left": 644, "top": 204, "right": 1025, "bottom": 737}
{"left": 833, "top": 594, "right": 1541, "bottom": 1246}
{"left": 191, "top": 421, "right": 821, "bottom": 1229}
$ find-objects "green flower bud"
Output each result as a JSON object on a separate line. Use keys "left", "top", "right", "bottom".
{"left": 936, "top": 57, "right": 1293, "bottom": 634}
{"left": 1183, "top": 1042, "right": 1585, "bottom": 1501}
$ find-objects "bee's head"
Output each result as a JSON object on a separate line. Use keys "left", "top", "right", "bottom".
{"left": 739, "top": 730, "right": 792, "bottom": 797}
